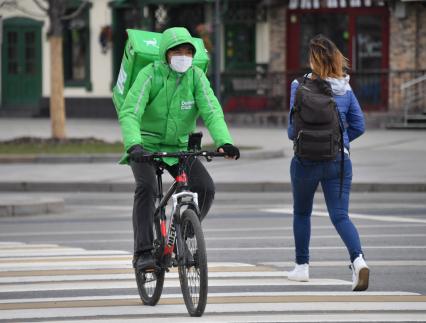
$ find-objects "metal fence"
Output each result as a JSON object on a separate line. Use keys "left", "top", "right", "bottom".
{"left": 220, "top": 69, "right": 426, "bottom": 114}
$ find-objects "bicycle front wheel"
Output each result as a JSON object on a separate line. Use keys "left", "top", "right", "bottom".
{"left": 178, "top": 208, "right": 208, "bottom": 317}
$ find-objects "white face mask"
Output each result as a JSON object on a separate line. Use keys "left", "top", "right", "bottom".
{"left": 170, "top": 55, "right": 193, "bottom": 73}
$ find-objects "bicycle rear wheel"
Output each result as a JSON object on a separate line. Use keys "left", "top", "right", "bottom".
{"left": 135, "top": 268, "right": 165, "bottom": 306}
{"left": 178, "top": 208, "right": 208, "bottom": 317}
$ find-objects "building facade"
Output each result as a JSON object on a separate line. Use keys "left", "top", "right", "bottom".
{"left": 1, "top": 0, "right": 425, "bottom": 124}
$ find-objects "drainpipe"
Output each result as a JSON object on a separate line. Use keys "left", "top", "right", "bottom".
{"left": 213, "top": 0, "right": 221, "bottom": 103}
{"left": 0, "top": 16, "right": 2, "bottom": 107}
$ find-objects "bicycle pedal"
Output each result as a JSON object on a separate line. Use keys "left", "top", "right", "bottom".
{"left": 144, "top": 268, "right": 155, "bottom": 273}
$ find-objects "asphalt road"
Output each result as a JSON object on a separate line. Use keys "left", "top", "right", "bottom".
{"left": 0, "top": 192, "right": 425, "bottom": 322}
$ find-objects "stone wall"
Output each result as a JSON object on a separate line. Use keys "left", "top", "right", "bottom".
{"left": 417, "top": 4, "right": 426, "bottom": 70}
{"left": 267, "top": 4, "right": 287, "bottom": 111}
{"left": 388, "top": 2, "right": 426, "bottom": 113}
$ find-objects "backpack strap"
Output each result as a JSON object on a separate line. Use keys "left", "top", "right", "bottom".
{"left": 334, "top": 101, "right": 345, "bottom": 198}
{"left": 289, "top": 74, "right": 309, "bottom": 125}
{"left": 147, "top": 61, "right": 163, "bottom": 105}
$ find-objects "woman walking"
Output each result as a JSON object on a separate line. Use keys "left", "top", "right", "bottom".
{"left": 287, "top": 34, "right": 369, "bottom": 291}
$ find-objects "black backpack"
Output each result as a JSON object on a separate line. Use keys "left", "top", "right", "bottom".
{"left": 290, "top": 74, "right": 345, "bottom": 195}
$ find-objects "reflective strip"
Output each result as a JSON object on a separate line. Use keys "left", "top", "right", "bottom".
{"left": 134, "top": 76, "right": 152, "bottom": 114}
{"left": 196, "top": 69, "right": 214, "bottom": 111}
{"left": 140, "top": 131, "right": 161, "bottom": 138}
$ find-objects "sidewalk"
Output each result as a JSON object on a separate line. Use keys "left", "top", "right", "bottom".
{"left": 0, "top": 118, "right": 425, "bottom": 194}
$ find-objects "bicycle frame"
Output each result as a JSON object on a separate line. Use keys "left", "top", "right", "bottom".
{"left": 152, "top": 156, "right": 200, "bottom": 268}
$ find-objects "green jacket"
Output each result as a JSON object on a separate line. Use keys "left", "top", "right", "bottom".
{"left": 118, "top": 27, "right": 233, "bottom": 165}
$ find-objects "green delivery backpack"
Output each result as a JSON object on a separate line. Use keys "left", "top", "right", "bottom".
{"left": 112, "top": 29, "right": 210, "bottom": 113}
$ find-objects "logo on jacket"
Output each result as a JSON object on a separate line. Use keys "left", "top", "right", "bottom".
{"left": 144, "top": 39, "right": 159, "bottom": 48}
{"left": 181, "top": 100, "right": 195, "bottom": 110}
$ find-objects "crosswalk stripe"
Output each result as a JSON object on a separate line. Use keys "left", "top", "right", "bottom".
{"left": 18, "top": 313, "right": 426, "bottom": 323}
{"left": 0, "top": 277, "right": 353, "bottom": 293}
{"left": 0, "top": 242, "right": 26, "bottom": 246}
{"left": 1, "top": 271, "right": 313, "bottom": 283}
{"left": 0, "top": 241, "right": 424, "bottom": 322}
{"left": 0, "top": 291, "right": 419, "bottom": 304}
{"left": 1, "top": 295, "right": 426, "bottom": 310}
{"left": 261, "top": 260, "right": 426, "bottom": 267}
{"left": 263, "top": 207, "right": 426, "bottom": 224}
{"left": 1, "top": 223, "right": 424, "bottom": 237}
{"left": 1, "top": 302, "right": 426, "bottom": 321}
{"left": 0, "top": 244, "right": 66, "bottom": 250}
{"left": 1, "top": 245, "right": 424, "bottom": 258}
{"left": 0, "top": 265, "right": 271, "bottom": 277}
{"left": 0, "top": 249, "right": 130, "bottom": 257}
{"left": 12, "top": 232, "right": 425, "bottom": 245}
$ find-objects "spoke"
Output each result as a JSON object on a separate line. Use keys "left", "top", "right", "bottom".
{"left": 184, "top": 220, "right": 200, "bottom": 305}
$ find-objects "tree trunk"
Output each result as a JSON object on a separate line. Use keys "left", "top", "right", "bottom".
{"left": 49, "top": 36, "right": 66, "bottom": 139}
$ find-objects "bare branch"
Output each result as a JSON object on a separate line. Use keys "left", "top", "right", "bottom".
{"left": 0, "top": 0, "right": 17, "bottom": 9}
{"left": 60, "top": 0, "right": 90, "bottom": 21}
{"left": 33, "top": 0, "right": 48, "bottom": 12}
{"left": 0, "top": 0, "right": 46, "bottom": 17}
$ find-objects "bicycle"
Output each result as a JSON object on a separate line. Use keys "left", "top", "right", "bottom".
{"left": 131, "top": 142, "right": 225, "bottom": 317}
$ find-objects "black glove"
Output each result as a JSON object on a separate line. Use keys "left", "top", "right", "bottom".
{"left": 127, "top": 145, "right": 151, "bottom": 162}
{"left": 218, "top": 143, "right": 240, "bottom": 160}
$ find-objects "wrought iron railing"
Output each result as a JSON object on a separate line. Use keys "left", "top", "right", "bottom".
{"left": 220, "top": 69, "right": 426, "bottom": 114}
{"left": 401, "top": 73, "right": 426, "bottom": 126}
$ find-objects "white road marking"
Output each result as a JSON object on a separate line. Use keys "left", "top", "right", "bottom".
{"left": 0, "top": 291, "right": 419, "bottom": 304}
{"left": 1, "top": 222, "right": 425, "bottom": 237}
{"left": 0, "top": 277, "right": 352, "bottom": 292}
{"left": 1, "top": 242, "right": 424, "bottom": 322}
{"left": 19, "top": 313, "right": 426, "bottom": 323}
{"left": 207, "top": 245, "right": 426, "bottom": 251}
{"left": 28, "top": 233, "right": 426, "bottom": 244}
{"left": 262, "top": 260, "right": 426, "bottom": 267}
{"left": 0, "top": 271, "right": 292, "bottom": 284}
{"left": 0, "top": 249, "right": 130, "bottom": 257}
{"left": 263, "top": 207, "right": 426, "bottom": 224}
{"left": 1, "top": 303, "right": 426, "bottom": 321}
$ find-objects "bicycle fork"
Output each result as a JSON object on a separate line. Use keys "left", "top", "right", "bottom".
{"left": 162, "top": 191, "right": 199, "bottom": 264}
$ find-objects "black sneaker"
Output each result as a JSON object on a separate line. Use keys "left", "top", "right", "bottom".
{"left": 134, "top": 252, "right": 156, "bottom": 272}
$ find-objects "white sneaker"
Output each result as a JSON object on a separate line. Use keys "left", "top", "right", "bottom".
{"left": 351, "top": 254, "right": 369, "bottom": 291}
{"left": 287, "top": 263, "right": 309, "bottom": 282}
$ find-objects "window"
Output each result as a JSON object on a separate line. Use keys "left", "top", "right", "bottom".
{"left": 225, "top": 24, "right": 255, "bottom": 70}
{"left": 63, "top": 2, "right": 92, "bottom": 90}
{"left": 299, "top": 14, "right": 349, "bottom": 68}
{"left": 223, "top": 0, "right": 260, "bottom": 70}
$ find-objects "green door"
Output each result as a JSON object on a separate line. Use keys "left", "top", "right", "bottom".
{"left": 1, "top": 17, "right": 42, "bottom": 108}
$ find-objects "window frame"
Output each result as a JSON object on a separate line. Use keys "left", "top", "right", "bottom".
{"left": 63, "top": 0, "right": 92, "bottom": 91}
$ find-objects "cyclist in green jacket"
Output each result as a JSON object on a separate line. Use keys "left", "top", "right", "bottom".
{"left": 116, "top": 27, "right": 240, "bottom": 271}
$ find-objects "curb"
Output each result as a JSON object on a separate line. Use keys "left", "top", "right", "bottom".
{"left": 0, "top": 182, "right": 425, "bottom": 193}
{"left": 0, "top": 197, "right": 65, "bottom": 217}
{"left": 0, "top": 149, "right": 285, "bottom": 164}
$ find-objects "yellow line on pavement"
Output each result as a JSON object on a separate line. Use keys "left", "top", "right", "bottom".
{"left": 0, "top": 266, "right": 276, "bottom": 277}
{"left": 0, "top": 256, "right": 131, "bottom": 264}
{"left": 0, "top": 269, "right": 133, "bottom": 277}
{"left": 209, "top": 265, "right": 277, "bottom": 272}
{"left": 1, "top": 295, "right": 425, "bottom": 310}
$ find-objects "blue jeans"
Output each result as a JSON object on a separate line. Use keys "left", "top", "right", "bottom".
{"left": 290, "top": 155, "right": 363, "bottom": 264}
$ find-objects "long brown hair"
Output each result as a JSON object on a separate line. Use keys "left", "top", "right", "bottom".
{"left": 309, "top": 34, "right": 348, "bottom": 79}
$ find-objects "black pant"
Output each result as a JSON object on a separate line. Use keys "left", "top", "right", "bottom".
{"left": 130, "top": 158, "right": 215, "bottom": 255}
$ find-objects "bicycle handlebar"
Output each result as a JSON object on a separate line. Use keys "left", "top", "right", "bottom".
{"left": 129, "top": 150, "right": 226, "bottom": 162}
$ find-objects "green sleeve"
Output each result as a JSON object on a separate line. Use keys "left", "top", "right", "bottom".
{"left": 118, "top": 65, "right": 154, "bottom": 152}
{"left": 193, "top": 67, "right": 233, "bottom": 148}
